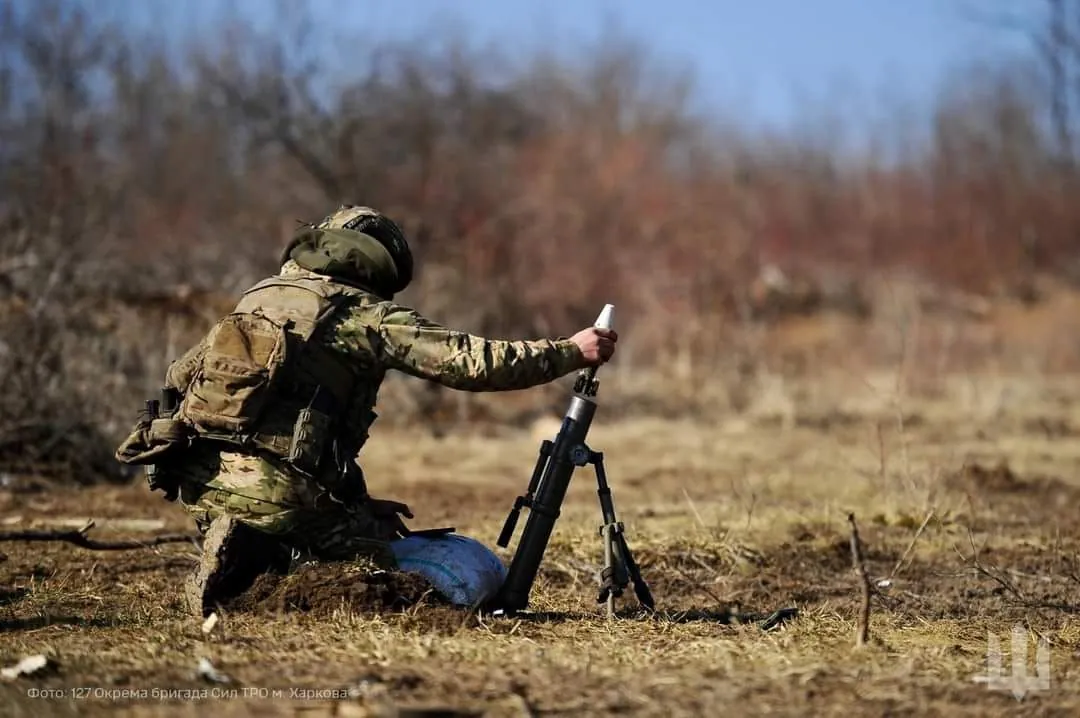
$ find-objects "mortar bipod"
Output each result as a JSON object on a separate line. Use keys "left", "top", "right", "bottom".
{"left": 568, "top": 445, "right": 655, "bottom": 618}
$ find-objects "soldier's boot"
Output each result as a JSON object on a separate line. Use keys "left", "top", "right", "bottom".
{"left": 184, "top": 514, "right": 292, "bottom": 617}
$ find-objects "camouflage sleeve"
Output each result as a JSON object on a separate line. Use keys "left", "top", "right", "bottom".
{"left": 164, "top": 337, "right": 207, "bottom": 391}
{"left": 333, "top": 301, "right": 588, "bottom": 391}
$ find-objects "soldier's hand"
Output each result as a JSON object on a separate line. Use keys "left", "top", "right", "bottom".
{"left": 570, "top": 327, "right": 618, "bottom": 366}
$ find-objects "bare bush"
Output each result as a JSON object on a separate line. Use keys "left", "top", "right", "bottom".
{"left": 1, "top": 0, "right": 1079, "bottom": 482}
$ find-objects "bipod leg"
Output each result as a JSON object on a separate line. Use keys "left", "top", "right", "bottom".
{"left": 601, "top": 523, "right": 617, "bottom": 620}
{"left": 612, "top": 528, "right": 655, "bottom": 612}
{"left": 592, "top": 451, "right": 650, "bottom": 616}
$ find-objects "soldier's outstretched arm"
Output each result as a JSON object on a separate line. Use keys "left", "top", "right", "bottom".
{"left": 336, "top": 302, "right": 589, "bottom": 391}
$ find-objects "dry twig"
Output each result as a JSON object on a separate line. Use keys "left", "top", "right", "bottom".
{"left": 0, "top": 519, "right": 197, "bottom": 551}
{"left": 960, "top": 528, "right": 1027, "bottom": 602}
{"left": 681, "top": 488, "right": 708, "bottom": 532}
{"left": 887, "top": 509, "right": 935, "bottom": 580}
{"left": 954, "top": 528, "right": 1080, "bottom": 613}
{"left": 847, "top": 512, "right": 872, "bottom": 647}
{"left": 671, "top": 565, "right": 729, "bottom": 607}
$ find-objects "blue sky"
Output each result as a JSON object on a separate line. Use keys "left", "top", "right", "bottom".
{"left": 119, "top": 0, "right": 1036, "bottom": 131}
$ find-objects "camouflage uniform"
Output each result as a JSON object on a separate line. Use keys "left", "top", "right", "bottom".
{"left": 160, "top": 259, "right": 586, "bottom": 558}
{"left": 123, "top": 206, "right": 588, "bottom": 614}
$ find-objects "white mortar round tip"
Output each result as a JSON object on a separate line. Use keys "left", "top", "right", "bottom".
{"left": 594, "top": 304, "right": 615, "bottom": 330}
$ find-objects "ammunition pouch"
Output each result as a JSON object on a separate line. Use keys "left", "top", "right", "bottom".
{"left": 285, "top": 387, "right": 337, "bottom": 478}
{"left": 115, "top": 386, "right": 188, "bottom": 464}
{"left": 181, "top": 312, "right": 291, "bottom": 438}
{"left": 114, "top": 406, "right": 193, "bottom": 502}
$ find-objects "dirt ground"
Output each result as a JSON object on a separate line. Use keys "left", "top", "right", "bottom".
{"left": 3, "top": 371, "right": 1080, "bottom": 717}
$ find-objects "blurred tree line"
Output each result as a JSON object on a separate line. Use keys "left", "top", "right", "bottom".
{"left": 0, "top": 0, "right": 1077, "bottom": 481}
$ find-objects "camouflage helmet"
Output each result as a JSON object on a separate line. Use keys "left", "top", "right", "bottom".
{"left": 316, "top": 205, "right": 414, "bottom": 289}
{"left": 282, "top": 205, "right": 414, "bottom": 298}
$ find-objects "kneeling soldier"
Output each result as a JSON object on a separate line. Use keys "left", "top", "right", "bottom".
{"left": 115, "top": 205, "right": 618, "bottom": 616}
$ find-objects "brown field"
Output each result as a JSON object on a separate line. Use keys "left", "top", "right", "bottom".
{"left": 3, "top": 368, "right": 1080, "bottom": 717}
{"left": 8, "top": 1, "right": 1080, "bottom": 715}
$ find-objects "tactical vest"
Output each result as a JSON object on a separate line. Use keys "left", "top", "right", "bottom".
{"left": 116, "top": 275, "right": 378, "bottom": 492}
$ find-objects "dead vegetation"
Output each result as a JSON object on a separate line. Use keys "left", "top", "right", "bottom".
{"left": 0, "top": 519, "right": 194, "bottom": 551}
{"left": 3, "top": 1, "right": 1080, "bottom": 715}
{"left": 2, "top": 1, "right": 1080, "bottom": 480}
{"left": 4, "top": 380, "right": 1080, "bottom": 715}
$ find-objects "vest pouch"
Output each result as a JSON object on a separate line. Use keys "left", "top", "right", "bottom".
{"left": 288, "top": 405, "right": 333, "bottom": 477}
{"left": 115, "top": 417, "right": 192, "bottom": 466}
{"left": 115, "top": 416, "right": 192, "bottom": 502}
{"left": 182, "top": 312, "right": 290, "bottom": 439}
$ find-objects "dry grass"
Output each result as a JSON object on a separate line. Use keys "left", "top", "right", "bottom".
{"left": 3, "top": 372, "right": 1080, "bottom": 716}
{"left": 4, "top": 3, "right": 1080, "bottom": 714}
